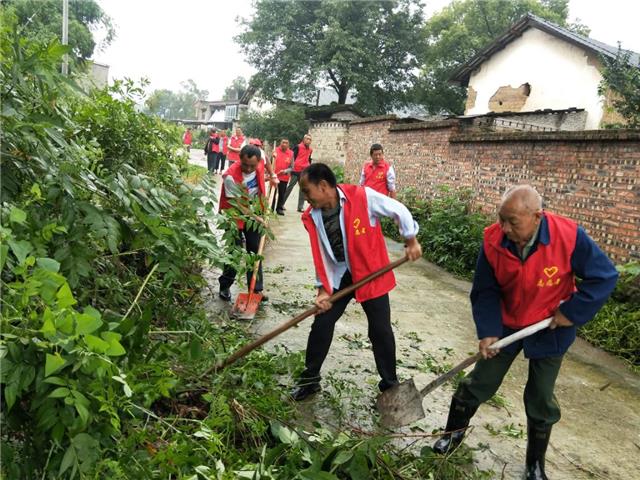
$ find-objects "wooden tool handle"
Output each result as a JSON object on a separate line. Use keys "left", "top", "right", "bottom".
{"left": 247, "top": 187, "right": 276, "bottom": 294}
{"left": 208, "top": 255, "right": 409, "bottom": 374}
{"left": 418, "top": 317, "right": 553, "bottom": 397}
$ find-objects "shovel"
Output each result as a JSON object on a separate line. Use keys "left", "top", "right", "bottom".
{"left": 206, "top": 256, "right": 409, "bottom": 375}
{"left": 231, "top": 187, "right": 276, "bottom": 320}
{"left": 377, "top": 317, "right": 553, "bottom": 428}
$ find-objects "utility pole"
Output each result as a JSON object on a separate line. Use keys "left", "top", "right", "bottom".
{"left": 61, "top": 0, "right": 69, "bottom": 75}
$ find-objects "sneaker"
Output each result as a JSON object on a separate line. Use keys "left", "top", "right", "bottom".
{"left": 219, "top": 288, "right": 231, "bottom": 301}
{"left": 297, "top": 208, "right": 304, "bottom": 213}
{"left": 276, "top": 210, "right": 285, "bottom": 216}
{"left": 254, "top": 291, "right": 268, "bottom": 302}
{"left": 290, "top": 383, "right": 321, "bottom": 401}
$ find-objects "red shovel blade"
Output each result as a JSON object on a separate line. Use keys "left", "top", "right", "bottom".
{"left": 232, "top": 291, "right": 263, "bottom": 320}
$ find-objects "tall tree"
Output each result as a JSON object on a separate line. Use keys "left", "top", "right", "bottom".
{"left": 223, "top": 76, "right": 248, "bottom": 101}
{"left": 235, "top": 0, "right": 425, "bottom": 115}
{"left": 2, "top": 0, "right": 115, "bottom": 59}
{"left": 145, "top": 80, "right": 208, "bottom": 120}
{"left": 416, "top": 0, "right": 589, "bottom": 115}
{"left": 598, "top": 46, "right": 640, "bottom": 128}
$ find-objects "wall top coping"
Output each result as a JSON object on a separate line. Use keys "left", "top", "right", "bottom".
{"left": 450, "top": 129, "right": 640, "bottom": 143}
{"left": 349, "top": 114, "right": 398, "bottom": 125}
{"left": 389, "top": 119, "right": 460, "bottom": 131}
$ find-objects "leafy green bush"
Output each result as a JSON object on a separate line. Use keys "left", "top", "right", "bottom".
{"left": 331, "top": 163, "right": 345, "bottom": 184}
{"left": 383, "top": 186, "right": 491, "bottom": 278}
{"left": 0, "top": 14, "right": 224, "bottom": 477}
{"left": 580, "top": 262, "right": 640, "bottom": 370}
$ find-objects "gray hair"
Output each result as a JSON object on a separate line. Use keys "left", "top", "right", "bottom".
{"left": 501, "top": 185, "right": 542, "bottom": 212}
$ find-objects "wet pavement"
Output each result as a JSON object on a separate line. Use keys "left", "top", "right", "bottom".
{"left": 198, "top": 159, "right": 640, "bottom": 479}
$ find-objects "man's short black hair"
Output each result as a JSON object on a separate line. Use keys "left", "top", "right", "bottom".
{"left": 370, "top": 143, "right": 384, "bottom": 155}
{"left": 240, "top": 144, "right": 261, "bottom": 160}
{"left": 301, "top": 163, "right": 337, "bottom": 188}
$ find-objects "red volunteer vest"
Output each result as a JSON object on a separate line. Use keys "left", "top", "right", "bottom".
{"left": 301, "top": 184, "right": 395, "bottom": 302}
{"left": 274, "top": 148, "right": 293, "bottom": 181}
{"left": 363, "top": 160, "right": 391, "bottom": 195}
{"left": 227, "top": 135, "right": 245, "bottom": 162}
{"left": 219, "top": 161, "right": 266, "bottom": 229}
{"left": 183, "top": 131, "right": 192, "bottom": 145}
{"left": 210, "top": 134, "right": 219, "bottom": 153}
{"left": 293, "top": 143, "right": 313, "bottom": 172}
{"left": 483, "top": 212, "right": 577, "bottom": 329}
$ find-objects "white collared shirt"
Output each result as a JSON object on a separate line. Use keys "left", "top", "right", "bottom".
{"left": 309, "top": 186, "right": 419, "bottom": 290}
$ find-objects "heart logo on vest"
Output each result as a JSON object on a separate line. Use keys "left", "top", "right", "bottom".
{"left": 543, "top": 266, "right": 558, "bottom": 278}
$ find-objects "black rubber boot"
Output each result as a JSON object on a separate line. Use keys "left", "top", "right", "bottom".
{"left": 525, "top": 421, "right": 552, "bottom": 480}
{"left": 433, "top": 397, "right": 478, "bottom": 454}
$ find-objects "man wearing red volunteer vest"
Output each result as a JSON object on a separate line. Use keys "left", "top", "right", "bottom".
{"left": 290, "top": 163, "right": 423, "bottom": 401}
{"left": 271, "top": 138, "right": 293, "bottom": 215}
{"left": 204, "top": 129, "right": 219, "bottom": 174}
{"left": 283, "top": 134, "right": 313, "bottom": 212}
{"left": 226, "top": 127, "right": 246, "bottom": 167}
{"left": 218, "top": 144, "right": 267, "bottom": 301}
{"left": 359, "top": 143, "right": 397, "bottom": 198}
{"left": 433, "top": 185, "right": 617, "bottom": 480}
{"left": 182, "top": 127, "right": 192, "bottom": 152}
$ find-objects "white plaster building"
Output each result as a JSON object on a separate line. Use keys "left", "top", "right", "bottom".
{"left": 450, "top": 14, "right": 640, "bottom": 130}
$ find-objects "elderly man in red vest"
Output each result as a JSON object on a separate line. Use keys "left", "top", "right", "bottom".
{"left": 432, "top": 185, "right": 618, "bottom": 480}
{"left": 290, "top": 163, "right": 423, "bottom": 401}
{"left": 283, "top": 133, "right": 313, "bottom": 212}
{"left": 359, "top": 143, "right": 397, "bottom": 199}
{"left": 218, "top": 144, "right": 267, "bottom": 301}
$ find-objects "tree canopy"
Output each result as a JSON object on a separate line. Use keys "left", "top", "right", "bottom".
{"left": 415, "top": 0, "right": 589, "bottom": 115}
{"left": 235, "top": 0, "right": 425, "bottom": 115}
{"left": 223, "top": 76, "right": 248, "bottom": 101}
{"left": 145, "top": 79, "right": 208, "bottom": 120}
{"left": 3, "top": 0, "right": 115, "bottom": 59}
{"left": 240, "top": 104, "right": 308, "bottom": 145}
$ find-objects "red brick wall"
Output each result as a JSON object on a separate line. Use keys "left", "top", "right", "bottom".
{"left": 344, "top": 119, "right": 640, "bottom": 263}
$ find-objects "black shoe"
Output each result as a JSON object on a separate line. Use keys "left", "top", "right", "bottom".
{"left": 290, "top": 383, "right": 321, "bottom": 401}
{"left": 219, "top": 288, "right": 231, "bottom": 301}
{"left": 254, "top": 291, "right": 268, "bottom": 302}
{"left": 276, "top": 209, "right": 285, "bottom": 216}
{"left": 525, "top": 421, "right": 551, "bottom": 480}
{"left": 297, "top": 208, "right": 304, "bottom": 212}
{"left": 433, "top": 397, "right": 478, "bottom": 454}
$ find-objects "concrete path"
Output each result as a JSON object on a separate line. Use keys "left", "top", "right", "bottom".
{"left": 199, "top": 158, "right": 640, "bottom": 479}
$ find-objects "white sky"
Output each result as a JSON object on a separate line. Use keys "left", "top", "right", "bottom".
{"left": 92, "top": 0, "right": 640, "bottom": 101}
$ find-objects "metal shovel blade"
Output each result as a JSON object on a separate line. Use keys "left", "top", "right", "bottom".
{"left": 232, "top": 292, "right": 263, "bottom": 320}
{"left": 376, "top": 378, "right": 425, "bottom": 428}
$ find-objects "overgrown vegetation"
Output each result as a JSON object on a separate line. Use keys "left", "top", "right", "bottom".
{"left": 1, "top": 11, "right": 492, "bottom": 478}
{"left": 581, "top": 262, "right": 640, "bottom": 371}
{"left": 598, "top": 45, "right": 640, "bottom": 128}
{"left": 382, "top": 187, "right": 490, "bottom": 278}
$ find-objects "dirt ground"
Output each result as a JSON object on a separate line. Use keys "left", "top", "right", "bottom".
{"left": 197, "top": 154, "right": 640, "bottom": 479}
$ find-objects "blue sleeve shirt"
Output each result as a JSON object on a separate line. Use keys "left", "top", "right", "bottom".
{"left": 470, "top": 216, "right": 618, "bottom": 358}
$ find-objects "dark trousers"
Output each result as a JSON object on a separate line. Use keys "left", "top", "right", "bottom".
{"left": 207, "top": 153, "right": 217, "bottom": 172}
{"left": 217, "top": 153, "right": 226, "bottom": 172}
{"left": 299, "top": 271, "right": 398, "bottom": 391}
{"left": 271, "top": 180, "right": 288, "bottom": 211}
{"left": 218, "top": 226, "right": 264, "bottom": 292}
{"left": 283, "top": 172, "right": 305, "bottom": 211}
{"left": 454, "top": 349, "right": 563, "bottom": 429}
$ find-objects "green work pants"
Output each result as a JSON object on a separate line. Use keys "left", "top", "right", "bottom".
{"left": 454, "top": 350, "right": 563, "bottom": 429}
